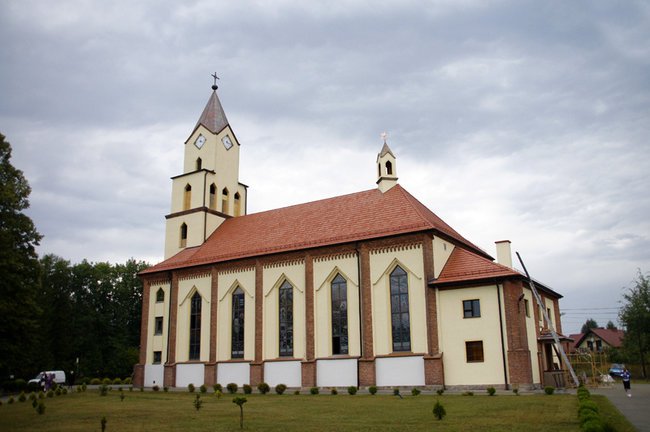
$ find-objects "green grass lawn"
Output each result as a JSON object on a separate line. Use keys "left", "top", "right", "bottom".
{"left": 0, "top": 389, "right": 630, "bottom": 431}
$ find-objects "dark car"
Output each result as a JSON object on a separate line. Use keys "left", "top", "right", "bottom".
{"left": 608, "top": 363, "right": 625, "bottom": 378}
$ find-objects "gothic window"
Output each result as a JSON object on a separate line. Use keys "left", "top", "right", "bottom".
{"left": 196, "top": 158, "right": 202, "bottom": 170}
{"left": 231, "top": 287, "right": 245, "bottom": 359}
{"left": 279, "top": 281, "right": 293, "bottom": 357}
{"left": 154, "top": 317, "right": 163, "bottom": 335}
{"left": 463, "top": 299, "right": 481, "bottom": 318}
{"left": 234, "top": 192, "right": 241, "bottom": 217}
{"left": 524, "top": 299, "right": 530, "bottom": 317}
{"left": 189, "top": 292, "right": 201, "bottom": 360}
{"left": 466, "top": 341, "right": 484, "bottom": 362}
{"left": 180, "top": 223, "right": 187, "bottom": 248}
{"left": 222, "top": 188, "right": 229, "bottom": 214}
{"left": 390, "top": 266, "right": 410, "bottom": 352}
{"left": 183, "top": 184, "right": 192, "bottom": 210}
{"left": 386, "top": 160, "right": 393, "bottom": 175}
{"left": 156, "top": 288, "right": 164, "bottom": 302}
{"left": 331, "top": 274, "right": 348, "bottom": 355}
{"left": 209, "top": 184, "right": 216, "bottom": 210}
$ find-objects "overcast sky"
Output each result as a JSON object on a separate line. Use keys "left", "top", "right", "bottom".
{"left": 2, "top": 0, "right": 649, "bottom": 334}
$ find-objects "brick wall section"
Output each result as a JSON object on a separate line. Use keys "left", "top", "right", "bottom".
{"left": 358, "top": 359, "right": 375, "bottom": 386}
{"left": 204, "top": 266, "right": 219, "bottom": 385}
{"left": 553, "top": 299, "right": 562, "bottom": 334}
{"left": 164, "top": 273, "right": 179, "bottom": 387}
{"left": 164, "top": 364, "right": 176, "bottom": 387}
{"left": 250, "top": 260, "right": 264, "bottom": 386}
{"left": 421, "top": 234, "right": 438, "bottom": 355}
{"left": 302, "top": 254, "right": 316, "bottom": 387}
{"left": 423, "top": 354, "right": 444, "bottom": 386}
{"left": 358, "top": 244, "right": 375, "bottom": 386}
{"left": 502, "top": 279, "right": 533, "bottom": 386}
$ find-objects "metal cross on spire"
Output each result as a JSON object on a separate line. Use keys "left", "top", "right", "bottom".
{"left": 381, "top": 131, "right": 388, "bottom": 144}
{"left": 211, "top": 72, "right": 220, "bottom": 90}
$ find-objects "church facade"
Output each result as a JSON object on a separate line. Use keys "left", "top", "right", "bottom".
{"left": 134, "top": 84, "right": 566, "bottom": 390}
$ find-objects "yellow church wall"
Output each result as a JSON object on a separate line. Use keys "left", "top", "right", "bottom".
{"left": 175, "top": 274, "right": 212, "bottom": 363}
{"left": 438, "top": 285, "right": 507, "bottom": 386}
{"left": 313, "top": 254, "right": 361, "bottom": 358}
{"left": 146, "top": 282, "right": 170, "bottom": 364}
{"left": 522, "top": 287, "right": 541, "bottom": 384}
{"left": 432, "top": 237, "right": 455, "bottom": 279}
{"left": 369, "top": 245, "right": 427, "bottom": 356}
{"left": 263, "top": 262, "right": 306, "bottom": 360}
{"left": 164, "top": 212, "right": 206, "bottom": 259}
{"left": 216, "top": 268, "right": 256, "bottom": 361}
{"left": 170, "top": 170, "right": 206, "bottom": 214}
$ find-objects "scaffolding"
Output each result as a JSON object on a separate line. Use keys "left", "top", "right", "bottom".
{"left": 568, "top": 350, "right": 612, "bottom": 387}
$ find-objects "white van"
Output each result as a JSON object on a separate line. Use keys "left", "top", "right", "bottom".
{"left": 28, "top": 370, "right": 66, "bottom": 386}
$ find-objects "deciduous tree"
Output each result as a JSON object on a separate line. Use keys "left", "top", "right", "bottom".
{"left": 619, "top": 270, "right": 649, "bottom": 378}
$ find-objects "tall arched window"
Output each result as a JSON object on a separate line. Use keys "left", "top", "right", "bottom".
{"left": 183, "top": 184, "right": 192, "bottom": 210}
{"left": 386, "top": 160, "right": 393, "bottom": 175}
{"left": 156, "top": 288, "right": 164, "bottom": 302}
{"left": 189, "top": 292, "right": 202, "bottom": 360}
{"left": 331, "top": 274, "right": 348, "bottom": 355}
{"left": 180, "top": 223, "right": 188, "bottom": 248}
{"left": 390, "top": 266, "right": 410, "bottom": 352}
{"left": 209, "top": 184, "right": 217, "bottom": 210}
{"left": 279, "top": 281, "right": 293, "bottom": 357}
{"left": 196, "top": 158, "right": 202, "bottom": 170}
{"left": 234, "top": 192, "right": 241, "bottom": 216}
{"left": 231, "top": 287, "right": 245, "bottom": 358}
{"left": 221, "top": 188, "right": 229, "bottom": 215}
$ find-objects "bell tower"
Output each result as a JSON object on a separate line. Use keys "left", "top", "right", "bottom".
{"left": 164, "top": 76, "right": 248, "bottom": 259}
{"left": 376, "top": 132, "right": 398, "bottom": 193}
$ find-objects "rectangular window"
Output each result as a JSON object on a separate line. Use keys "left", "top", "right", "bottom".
{"left": 547, "top": 307, "right": 553, "bottom": 324}
{"left": 154, "top": 317, "right": 164, "bottom": 335}
{"left": 463, "top": 299, "right": 481, "bottom": 318}
{"left": 524, "top": 299, "right": 530, "bottom": 317}
{"left": 466, "top": 341, "right": 484, "bottom": 362}
{"left": 153, "top": 351, "right": 162, "bottom": 364}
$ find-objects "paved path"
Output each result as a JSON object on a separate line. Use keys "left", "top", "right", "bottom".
{"left": 591, "top": 383, "right": 650, "bottom": 432}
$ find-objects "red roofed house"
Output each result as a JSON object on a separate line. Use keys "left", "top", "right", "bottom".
{"left": 133, "top": 84, "right": 567, "bottom": 390}
{"left": 571, "top": 328, "right": 625, "bottom": 353}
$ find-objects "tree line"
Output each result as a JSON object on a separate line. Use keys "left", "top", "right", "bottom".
{"left": 1, "top": 133, "right": 149, "bottom": 382}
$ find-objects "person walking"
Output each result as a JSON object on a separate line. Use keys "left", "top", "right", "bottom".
{"left": 621, "top": 367, "right": 632, "bottom": 397}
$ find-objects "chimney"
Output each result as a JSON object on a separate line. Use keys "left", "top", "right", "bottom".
{"left": 495, "top": 240, "right": 513, "bottom": 268}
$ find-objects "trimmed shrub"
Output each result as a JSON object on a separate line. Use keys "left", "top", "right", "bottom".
{"left": 213, "top": 383, "right": 223, "bottom": 393}
{"left": 579, "top": 410, "right": 600, "bottom": 426}
{"left": 36, "top": 401, "right": 45, "bottom": 415}
{"left": 46, "top": 389, "right": 54, "bottom": 398}
{"left": 544, "top": 386, "right": 555, "bottom": 395}
{"left": 193, "top": 394, "right": 203, "bottom": 411}
{"left": 112, "top": 378, "right": 122, "bottom": 385}
{"left": 487, "top": 387, "right": 496, "bottom": 396}
{"left": 411, "top": 388, "right": 421, "bottom": 396}
{"left": 579, "top": 400, "right": 599, "bottom": 414}
{"left": 102, "top": 378, "right": 112, "bottom": 386}
{"left": 188, "top": 383, "right": 195, "bottom": 393}
{"left": 163, "top": 386, "right": 169, "bottom": 392}
{"left": 55, "top": 387, "right": 62, "bottom": 396}
{"left": 128, "top": 386, "right": 133, "bottom": 392}
{"left": 62, "top": 388, "right": 68, "bottom": 395}
{"left": 331, "top": 388, "right": 338, "bottom": 395}
{"left": 243, "top": 384, "right": 252, "bottom": 394}
{"left": 462, "top": 391, "right": 474, "bottom": 396}
{"left": 310, "top": 387, "right": 319, "bottom": 395}
{"left": 29, "top": 392, "right": 36, "bottom": 401}
{"left": 200, "top": 384, "right": 207, "bottom": 394}
{"left": 348, "top": 386, "right": 358, "bottom": 395}
{"left": 7, "top": 396, "right": 15, "bottom": 404}
{"left": 393, "top": 388, "right": 400, "bottom": 396}
{"left": 215, "top": 390, "right": 222, "bottom": 399}
{"left": 38, "top": 392, "right": 45, "bottom": 399}
{"left": 582, "top": 419, "right": 605, "bottom": 432}
{"left": 152, "top": 385, "right": 160, "bottom": 392}
{"left": 433, "top": 400, "right": 446, "bottom": 421}
{"left": 18, "top": 391, "right": 27, "bottom": 402}
{"left": 123, "top": 377, "right": 132, "bottom": 385}
{"left": 99, "top": 385, "right": 108, "bottom": 397}
{"left": 436, "top": 389, "right": 444, "bottom": 396}
{"left": 257, "top": 382, "right": 270, "bottom": 394}
{"left": 293, "top": 390, "right": 300, "bottom": 395}
{"left": 275, "top": 384, "right": 287, "bottom": 395}
{"left": 82, "top": 384, "right": 87, "bottom": 392}
{"left": 91, "top": 378, "right": 101, "bottom": 385}
{"left": 513, "top": 388, "right": 519, "bottom": 396}
{"left": 368, "top": 386, "right": 377, "bottom": 395}
{"left": 226, "top": 383, "right": 238, "bottom": 394}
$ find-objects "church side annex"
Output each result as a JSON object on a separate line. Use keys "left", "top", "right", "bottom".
{"left": 134, "top": 81, "right": 569, "bottom": 390}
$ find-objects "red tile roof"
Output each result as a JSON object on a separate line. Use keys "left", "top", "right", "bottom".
{"left": 142, "top": 185, "right": 489, "bottom": 274}
{"left": 573, "top": 328, "right": 625, "bottom": 349}
{"left": 431, "top": 246, "right": 521, "bottom": 285}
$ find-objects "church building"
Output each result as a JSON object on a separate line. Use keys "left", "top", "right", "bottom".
{"left": 134, "top": 82, "right": 567, "bottom": 390}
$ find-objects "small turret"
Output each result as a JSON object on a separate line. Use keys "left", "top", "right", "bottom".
{"left": 376, "top": 133, "right": 398, "bottom": 193}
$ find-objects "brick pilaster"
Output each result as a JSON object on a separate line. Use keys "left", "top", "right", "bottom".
{"left": 302, "top": 254, "right": 316, "bottom": 387}
{"left": 164, "top": 273, "right": 179, "bottom": 387}
{"left": 502, "top": 280, "right": 533, "bottom": 386}
{"left": 358, "top": 246, "right": 375, "bottom": 385}
{"left": 250, "top": 260, "right": 264, "bottom": 386}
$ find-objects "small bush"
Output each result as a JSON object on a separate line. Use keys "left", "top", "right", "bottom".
{"left": 433, "top": 400, "right": 446, "bottom": 420}
{"left": 18, "top": 391, "right": 26, "bottom": 402}
{"left": 152, "top": 385, "right": 160, "bottom": 392}
{"left": 411, "top": 388, "right": 421, "bottom": 396}
{"left": 62, "top": 388, "right": 67, "bottom": 395}
{"left": 462, "top": 391, "right": 474, "bottom": 396}
{"left": 215, "top": 390, "right": 222, "bottom": 399}
{"left": 275, "top": 384, "right": 287, "bottom": 395}
{"left": 368, "top": 386, "right": 377, "bottom": 395}
{"left": 38, "top": 392, "right": 45, "bottom": 399}
{"left": 331, "top": 388, "right": 338, "bottom": 395}
{"left": 112, "top": 378, "right": 122, "bottom": 385}
{"left": 99, "top": 385, "right": 108, "bottom": 397}
{"left": 31, "top": 399, "right": 37, "bottom": 408}
{"left": 226, "top": 383, "right": 238, "bottom": 394}
{"left": 8, "top": 396, "right": 15, "bottom": 404}
{"left": 29, "top": 392, "right": 36, "bottom": 401}
{"left": 102, "top": 378, "right": 111, "bottom": 386}
{"left": 310, "top": 387, "right": 319, "bottom": 395}
{"left": 36, "top": 401, "right": 45, "bottom": 415}
{"left": 513, "top": 388, "right": 519, "bottom": 396}
{"left": 436, "top": 388, "right": 444, "bottom": 396}
{"left": 91, "top": 378, "right": 101, "bottom": 385}
{"left": 119, "top": 391, "right": 125, "bottom": 402}
{"left": 257, "top": 382, "right": 270, "bottom": 394}
{"left": 293, "top": 390, "right": 300, "bottom": 395}
{"left": 200, "top": 384, "right": 207, "bottom": 394}
{"left": 101, "top": 416, "right": 107, "bottom": 432}
{"left": 139, "top": 387, "right": 144, "bottom": 392}
{"left": 55, "top": 387, "right": 62, "bottom": 396}
{"left": 393, "top": 388, "right": 400, "bottom": 396}
{"left": 582, "top": 418, "right": 606, "bottom": 432}
{"left": 348, "top": 386, "right": 358, "bottom": 395}
{"left": 188, "top": 383, "right": 195, "bottom": 393}
{"left": 82, "top": 384, "right": 87, "bottom": 392}
{"left": 579, "top": 410, "right": 600, "bottom": 426}
{"left": 579, "top": 400, "right": 599, "bottom": 414}
{"left": 128, "top": 386, "right": 133, "bottom": 392}
{"left": 193, "top": 394, "right": 203, "bottom": 411}
{"left": 544, "top": 386, "right": 555, "bottom": 395}
{"left": 123, "top": 377, "right": 132, "bottom": 385}
{"left": 213, "top": 383, "right": 223, "bottom": 392}
{"left": 243, "top": 384, "right": 252, "bottom": 394}
{"left": 487, "top": 387, "right": 496, "bottom": 396}
{"left": 46, "top": 389, "right": 54, "bottom": 398}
